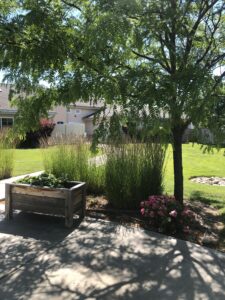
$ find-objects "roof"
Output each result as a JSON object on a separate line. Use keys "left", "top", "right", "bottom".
{"left": 82, "top": 111, "right": 99, "bottom": 120}
{"left": 0, "top": 83, "right": 104, "bottom": 116}
{"left": 69, "top": 100, "right": 103, "bottom": 109}
{"left": 0, "top": 109, "right": 17, "bottom": 115}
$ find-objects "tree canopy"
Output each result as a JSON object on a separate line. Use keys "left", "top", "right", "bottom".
{"left": 1, "top": 0, "right": 225, "bottom": 202}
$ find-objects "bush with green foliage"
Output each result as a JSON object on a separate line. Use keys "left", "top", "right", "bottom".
{"left": 0, "top": 131, "right": 14, "bottom": 180}
{"left": 17, "top": 120, "right": 55, "bottom": 149}
{"left": 105, "top": 143, "right": 166, "bottom": 209}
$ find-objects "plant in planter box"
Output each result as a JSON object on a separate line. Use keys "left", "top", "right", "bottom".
{"left": 17, "top": 173, "right": 69, "bottom": 188}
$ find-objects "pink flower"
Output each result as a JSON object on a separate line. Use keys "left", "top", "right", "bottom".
{"left": 181, "top": 208, "right": 193, "bottom": 218}
{"left": 169, "top": 210, "right": 177, "bottom": 218}
{"left": 144, "top": 201, "right": 151, "bottom": 207}
{"left": 141, "top": 208, "right": 145, "bottom": 215}
{"left": 149, "top": 211, "right": 155, "bottom": 218}
{"left": 158, "top": 210, "right": 165, "bottom": 217}
{"left": 152, "top": 203, "right": 159, "bottom": 209}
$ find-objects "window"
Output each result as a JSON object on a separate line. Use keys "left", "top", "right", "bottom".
{"left": 1, "top": 118, "right": 14, "bottom": 128}
{"left": 75, "top": 109, "right": 81, "bottom": 114}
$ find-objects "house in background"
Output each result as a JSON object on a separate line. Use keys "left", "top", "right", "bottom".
{"left": 0, "top": 85, "right": 17, "bottom": 129}
{"left": 0, "top": 84, "right": 197, "bottom": 141}
{"left": 53, "top": 102, "right": 102, "bottom": 136}
{"left": 0, "top": 84, "right": 102, "bottom": 136}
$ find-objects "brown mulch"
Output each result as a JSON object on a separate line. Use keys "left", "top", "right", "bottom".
{"left": 86, "top": 195, "right": 225, "bottom": 253}
{"left": 1, "top": 197, "right": 224, "bottom": 252}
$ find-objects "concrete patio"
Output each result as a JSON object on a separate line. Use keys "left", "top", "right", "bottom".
{"left": 0, "top": 204, "right": 225, "bottom": 300}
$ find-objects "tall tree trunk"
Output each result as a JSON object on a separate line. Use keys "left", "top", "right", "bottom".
{"left": 172, "top": 125, "right": 185, "bottom": 205}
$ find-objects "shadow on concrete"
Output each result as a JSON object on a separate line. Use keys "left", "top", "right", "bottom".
{"left": 0, "top": 218, "right": 225, "bottom": 300}
{"left": 0, "top": 210, "right": 82, "bottom": 283}
{"left": 0, "top": 211, "right": 77, "bottom": 240}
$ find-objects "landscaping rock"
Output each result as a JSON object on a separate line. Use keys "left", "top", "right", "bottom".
{"left": 190, "top": 176, "right": 225, "bottom": 186}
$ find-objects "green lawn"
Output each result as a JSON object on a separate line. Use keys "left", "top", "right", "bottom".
{"left": 13, "top": 149, "right": 45, "bottom": 176}
{"left": 13, "top": 144, "right": 225, "bottom": 210}
{"left": 165, "top": 144, "right": 225, "bottom": 212}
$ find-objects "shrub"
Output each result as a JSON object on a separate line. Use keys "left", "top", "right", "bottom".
{"left": 140, "top": 195, "right": 195, "bottom": 234}
{"left": 105, "top": 142, "right": 166, "bottom": 209}
{"left": 43, "top": 140, "right": 105, "bottom": 194}
{"left": 17, "top": 120, "right": 55, "bottom": 149}
{"left": 0, "top": 131, "right": 14, "bottom": 179}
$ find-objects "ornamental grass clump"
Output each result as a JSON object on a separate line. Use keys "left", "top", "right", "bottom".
{"left": 43, "top": 139, "right": 105, "bottom": 194}
{"left": 105, "top": 142, "right": 166, "bottom": 209}
{"left": 0, "top": 131, "right": 14, "bottom": 180}
{"left": 140, "top": 195, "right": 195, "bottom": 234}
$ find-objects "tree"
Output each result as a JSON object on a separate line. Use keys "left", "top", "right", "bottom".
{"left": 1, "top": 0, "right": 225, "bottom": 204}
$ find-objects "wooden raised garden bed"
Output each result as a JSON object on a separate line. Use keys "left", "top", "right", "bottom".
{"left": 5, "top": 181, "right": 86, "bottom": 228}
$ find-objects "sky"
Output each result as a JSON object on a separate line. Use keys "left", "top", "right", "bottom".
{"left": 0, "top": 71, "right": 4, "bottom": 83}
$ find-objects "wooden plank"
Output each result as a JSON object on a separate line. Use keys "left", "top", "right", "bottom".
{"left": 12, "top": 194, "right": 65, "bottom": 214}
{"left": 73, "top": 201, "right": 83, "bottom": 212}
{"left": 70, "top": 182, "right": 85, "bottom": 191}
{"left": 65, "top": 191, "right": 73, "bottom": 228}
{"left": 12, "top": 205, "right": 65, "bottom": 215}
{"left": 72, "top": 189, "right": 83, "bottom": 198}
{"left": 73, "top": 195, "right": 82, "bottom": 208}
{"left": 71, "top": 184, "right": 86, "bottom": 218}
{"left": 80, "top": 184, "right": 86, "bottom": 219}
{"left": 11, "top": 185, "right": 67, "bottom": 199}
{"left": 5, "top": 184, "right": 13, "bottom": 219}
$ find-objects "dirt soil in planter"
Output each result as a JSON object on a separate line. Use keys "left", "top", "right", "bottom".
{"left": 86, "top": 195, "right": 225, "bottom": 253}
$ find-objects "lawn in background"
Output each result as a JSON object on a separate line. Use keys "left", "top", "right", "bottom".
{"left": 165, "top": 144, "right": 225, "bottom": 212}
{"left": 13, "top": 149, "right": 44, "bottom": 176}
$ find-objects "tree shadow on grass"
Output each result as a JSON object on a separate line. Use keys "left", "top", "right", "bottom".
{"left": 0, "top": 218, "right": 225, "bottom": 299}
{"left": 190, "top": 190, "right": 225, "bottom": 239}
{"left": 190, "top": 191, "right": 225, "bottom": 209}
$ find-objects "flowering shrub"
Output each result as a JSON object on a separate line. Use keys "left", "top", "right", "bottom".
{"left": 140, "top": 195, "right": 195, "bottom": 235}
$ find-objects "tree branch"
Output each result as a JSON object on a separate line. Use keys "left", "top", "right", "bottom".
{"left": 132, "top": 50, "right": 155, "bottom": 62}
{"left": 61, "top": 0, "right": 82, "bottom": 12}
{"left": 181, "top": 0, "right": 221, "bottom": 70}
{"left": 132, "top": 49, "right": 171, "bottom": 73}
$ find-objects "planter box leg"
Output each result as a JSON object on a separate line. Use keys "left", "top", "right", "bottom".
{"left": 5, "top": 184, "right": 13, "bottom": 220}
{"left": 65, "top": 192, "right": 73, "bottom": 228}
{"left": 79, "top": 184, "right": 86, "bottom": 220}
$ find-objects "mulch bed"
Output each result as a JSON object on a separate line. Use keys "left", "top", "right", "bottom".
{"left": 1, "top": 197, "right": 224, "bottom": 252}
{"left": 86, "top": 195, "right": 225, "bottom": 253}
